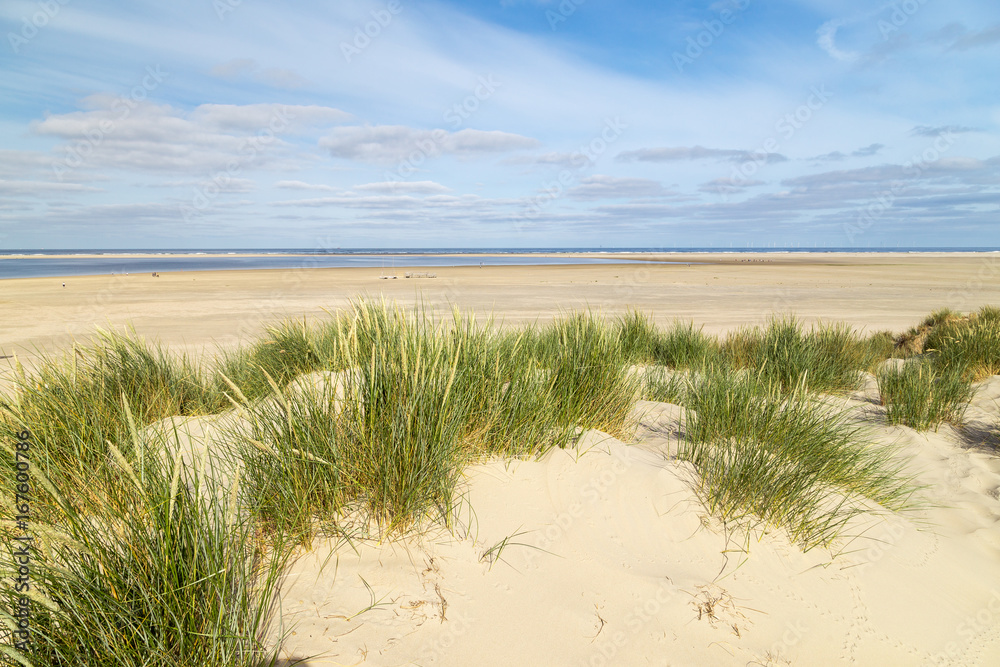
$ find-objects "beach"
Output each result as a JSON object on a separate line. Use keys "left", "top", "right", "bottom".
{"left": 2, "top": 252, "right": 999, "bottom": 666}
{"left": 3, "top": 252, "right": 998, "bottom": 364}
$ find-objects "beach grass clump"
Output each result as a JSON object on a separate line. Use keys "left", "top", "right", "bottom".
{"left": 191, "top": 303, "right": 640, "bottom": 539}
{"left": 654, "top": 321, "right": 719, "bottom": 369}
{"left": 450, "top": 322, "right": 569, "bottom": 458}
{"left": 864, "top": 330, "right": 897, "bottom": 363}
{"left": 614, "top": 311, "right": 718, "bottom": 369}
{"left": 234, "top": 379, "right": 347, "bottom": 541}
{"left": 890, "top": 306, "right": 1000, "bottom": 379}
{"left": 877, "top": 360, "right": 975, "bottom": 430}
{"left": 542, "top": 312, "right": 639, "bottom": 437}
{"left": 615, "top": 310, "right": 661, "bottom": 361}
{"left": 0, "top": 423, "right": 289, "bottom": 667}
{"left": 2, "top": 330, "right": 219, "bottom": 484}
{"left": 895, "top": 307, "right": 964, "bottom": 356}
{"left": 330, "top": 302, "right": 470, "bottom": 531}
{"left": 678, "top": 366, "right": 914, "bottom": 548}
{"left": 720, "top": 318, "right": 872, "bottom": 395}
{"left": 640, "top": 366, "right": 688, "bottom": 404}
{"left": 236, "top": 302, "right": 471, "bottom": 535}
{"left": 929, "top": 308, "right": 1000, "bottom": 380}
{"left": 214, "top": 319, "right": 329, "bottom": 402}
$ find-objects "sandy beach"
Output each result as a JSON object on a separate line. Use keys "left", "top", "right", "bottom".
{"left": 2, "top": 253, "right": 999, "bottom": 666}
{"left": 3, "top": 252, "right": 999, "bottom": 363}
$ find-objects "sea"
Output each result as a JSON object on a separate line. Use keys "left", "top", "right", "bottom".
{"left": 0, "top": 247, "right": 997, "bottom": 280}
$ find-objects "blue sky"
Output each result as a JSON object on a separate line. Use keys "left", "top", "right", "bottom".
{"left": 1, "top": 0, "right": 998, "bottom": 248}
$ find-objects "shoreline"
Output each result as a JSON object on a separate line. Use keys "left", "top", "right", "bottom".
{"left": 1, "top": 250, "right": 998, "bottom": 282}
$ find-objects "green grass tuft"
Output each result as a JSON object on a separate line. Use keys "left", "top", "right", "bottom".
{"left": 3, "top": 329, "right": 221, "bottom": 488}
{"left": 721, "top": 317, "right": 875, "bottom": 395}
{"left": 877, "top": 360, "right": 975, "bottom": 430}
{"left": 678, "top": 366, "right": 916, "bottom": 548}
{"left": 0, "top": 420, "right": 289, "bottom": 667}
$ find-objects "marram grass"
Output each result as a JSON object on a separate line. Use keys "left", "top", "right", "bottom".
{"left": 677, "top": 366, "right": 916, "bottom": 549}
{"left": 877, "top": 360, "right": 975, "bottom": 431}
{"left": 615, "top": 310, "right": 718, "bottom": 369}
{"left": 0, "top": 407, "right": 290, "bottom": 667}
{"left": 4, "top": 329, "right": 223, "bottom": 491}
{"left": 721, "top": 317, "right": 882, "bottom": 395}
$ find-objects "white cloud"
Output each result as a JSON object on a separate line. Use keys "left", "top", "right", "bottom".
{"left": 276, "top": 180, "right": 338, "bottom": 192}
{"left": 355, "top": 181, "right": 452, "bottom": 194}
{"left": 32, "top": 100, "right": 351, "bottom": 174}
{"left": 502, "top": 152, "right": 590, "bottom": 168}
{"left": 811, "top": 143, "right": 885, "bottom": 161}
{"left": 0, "top": 179, "right": 102, "bottom": 196}
{"left": 698, "top": 177, "right": 766, "bottom": 194}
{"left": 617, "top": 146, "right": 788, "bottom": 164}
{"left": 319, "top": 126, "right": 539, "bottom": 163}
{"left": 910, "top": 125, "right": 981, "bottom": 137}
{"left": 189, "top": 104, "right": 350, "bottom": 133}
{"left": 567, "top": 175, "right": 672, "bottom": 201}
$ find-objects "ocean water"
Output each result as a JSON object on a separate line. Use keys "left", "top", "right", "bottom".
{"left": 0, "top": 249, "right": 658, "bottom": 280}
{"left": 0, "top": 247, "right": 996, "bottom": 280}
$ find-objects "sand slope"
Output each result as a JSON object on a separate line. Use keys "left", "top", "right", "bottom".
{"left": 261, "top": 379, "right": 1000, "bottom": 666}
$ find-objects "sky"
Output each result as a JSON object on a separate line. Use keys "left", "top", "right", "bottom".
{"left": 1, "top": 0, "right": 998, "bottom": 249}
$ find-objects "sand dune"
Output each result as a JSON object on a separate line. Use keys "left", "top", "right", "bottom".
{"left": 171, "top": 378, "right": 1000, "bottom": 666}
